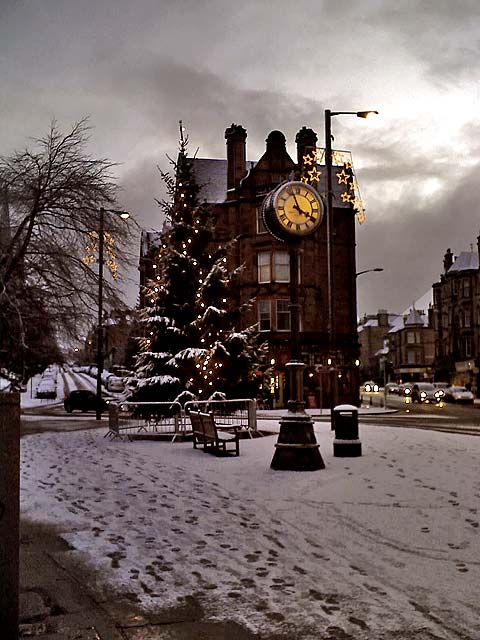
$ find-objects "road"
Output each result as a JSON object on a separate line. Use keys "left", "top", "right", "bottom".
{"left": 361, "top": 391, "right": 480, "bottom": 436}
{"left": 21, "top": 388, "right": 480, "bottom": 438}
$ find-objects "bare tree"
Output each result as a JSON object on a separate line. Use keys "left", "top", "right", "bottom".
{"left": 0, "top": 119, "right": 136, "bottom": 373}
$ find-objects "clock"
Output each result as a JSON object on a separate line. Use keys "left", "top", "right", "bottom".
{"left": 262, "top": 181, "right": 324, "bottom": 240}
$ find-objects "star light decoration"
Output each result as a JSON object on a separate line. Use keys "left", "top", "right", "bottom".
{"left": 83, "top": 231, "right": 119, "bottom": 278}
{"left": 301, "top": 148, "right": 367, "bottom": 224}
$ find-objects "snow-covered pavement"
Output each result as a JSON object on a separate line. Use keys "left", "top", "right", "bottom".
{"left": 20, "top": 420, "right": 480, "bottom": 639}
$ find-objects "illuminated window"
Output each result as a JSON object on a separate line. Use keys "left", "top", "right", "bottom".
{"left": 258, "top": 300, "right": 271, "bottom": 331}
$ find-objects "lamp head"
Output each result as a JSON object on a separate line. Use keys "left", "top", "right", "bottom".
{"left": 356, "top": 110, "right": 379, "bottom": 119}
{"left": 118, "top": 211, "right": 130, "bottom": 220}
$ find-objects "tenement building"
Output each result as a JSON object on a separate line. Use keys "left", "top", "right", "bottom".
{"left": 388, "top": 307, "right": 435, "bottom": 383}
{"left": 432, "top": 242, "right": 480, "bottom": 394}
{"left": 140, "top": 125, "right": 362, "bottom": 408}
{"left": 358, "top": 310, "right": 397, "bottom": 382}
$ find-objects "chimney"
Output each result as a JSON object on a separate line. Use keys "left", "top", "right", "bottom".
{"left": 443, "top": 248, "right": 453, "bottom": 273}
{"left": 295, "top": 126, "right": 317, "bottom": 170}
{"left": 377, "top": 309, "right": 389, "bottom": 327}
{"left": 225, "top": 124, "right": 247, "bottom": 191}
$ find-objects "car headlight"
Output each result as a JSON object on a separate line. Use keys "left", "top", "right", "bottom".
{"left": 404, "top": 388, "right": 411, "bottom": 395}
{"left": 435, "top": 390, "right": 444, "bottom": 398}
{"left": 420, "top": 391, "right": 427, "bottom": 399}
{"left": 373, "top": 384, "right": 379, "bottom": 392}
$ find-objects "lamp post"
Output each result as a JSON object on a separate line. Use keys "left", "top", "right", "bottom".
{"left": 356, "top": 267, "right": 383, "bottom": 278}
{"left": 324, "top": 109, "right": 378, "bottom": 405}
{"left": 96, "top": 207, "right": 130, "bottom": 420}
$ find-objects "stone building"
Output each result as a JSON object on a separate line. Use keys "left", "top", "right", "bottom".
{"left": 140, "top": 125, "right": 361, "bottom": 408}
{"left": 388, "top": 307, "right": 435, "bottom": 383}
{"left": 358, "top": 310, "right": 397, "bottom": 382}
{"left": 432, "top": 243, "right": 480, "bottom": 393}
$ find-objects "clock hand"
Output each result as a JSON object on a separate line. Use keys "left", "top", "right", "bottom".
{"left": 292, "top": 193, "right": 306, "bottom": 215}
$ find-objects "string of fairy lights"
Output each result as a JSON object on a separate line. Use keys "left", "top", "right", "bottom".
{"left": 301, "top": 148, "right": 366, "bottom": 224}
{"left": 141, "top": 172, "right": 233, "bottom": 397}
{"left": 82, "top": 231, "right": 119, "bottom": 278}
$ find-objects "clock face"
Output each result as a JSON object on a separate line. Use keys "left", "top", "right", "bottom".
{"left": 271, "top": 182, "right": 323, "bottom": 236}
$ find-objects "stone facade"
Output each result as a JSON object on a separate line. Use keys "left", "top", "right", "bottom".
{"left": 432, "top": 243, "right": 480, "bottom": 393}
{"left": 388, "top": 308, "right": 435, "bottom": 383}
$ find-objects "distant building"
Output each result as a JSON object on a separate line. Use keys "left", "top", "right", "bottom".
{"left": 358, "top": 310, "right": 397, "bottom": 381}
{"left": 358, "top": 293, "right": 435, "bottom": 385}
{"left": 432, "top": 242, "right": 480, "bottom": 393}
{"left": 84, "top": 309, "right": 138, "bottom": 370}
{"left": 140, "top": 125, "right": 362, "bottom": 407}
{"left": 388, "top": 306, "right": 435, "bottom": 382}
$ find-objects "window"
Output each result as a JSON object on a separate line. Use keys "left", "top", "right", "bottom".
{"left": 274, "top": 252, "right": 289, "bottom": 282}
{"left": 256, "top": 207, "right": 267, "bottom": 234}
{"left": 276, "top": 300, "right": 290, "bottom": 331}
{"left": 407, "top": 350, "right": 416, "bottom": 365}
{"left": 258, "top": 300, "right": 271, "bottom": 331}
{"left": 452, "top": 279, "right": 459, "bottom": 295}
{"left": 257, "top": 252, "right": 271, "bottom": 283}
{"left": 257, "top": 251, "right": 292, "bottom": 283}
{"left": 465, "top": 336, "right": 472, "bottom": 358}
{"left": 406, "top": 331, "right": 418, "bottom": 344}
{"left": 464, "top": 309, "right": 471, "bottom": 328}
{"left": 463, "top": 278, "right": 470, "bottom": 298}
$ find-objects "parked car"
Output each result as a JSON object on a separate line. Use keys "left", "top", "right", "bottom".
{"left": 36, "top": 378, "right": 57, "bottom": 399}
{"left": 64, "top": 390, "right": 110, "bottom": 413}
{"left": 363, "top": 380, "right": 379, "bottom": 392}
{"left": 442, "top": 386, "right": 475, "bottom": 404}
{"left": 105, "top": 375, "right": 125, "bottom": 392}
{"left": 385, "top": 382, "right": 400, "bottom": 394}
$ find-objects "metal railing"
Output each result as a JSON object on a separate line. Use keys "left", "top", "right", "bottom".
{"left": 105, "top": 401, "right": 184, "bottom": 441}
{"left": 106, "top": 398, "right": 257, "bottom": 441}
{"left": 184, "top": 399, "right": 257, "bottom": 436}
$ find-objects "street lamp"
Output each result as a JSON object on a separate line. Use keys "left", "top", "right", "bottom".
{"left": 96, "top": 207, "right": 130, "bottom": 420}
{"left": 324, "top": 109, "right": 378, "bottom": 402}
{"left": 356, "top": 267, "right": 383, "bottom": 278}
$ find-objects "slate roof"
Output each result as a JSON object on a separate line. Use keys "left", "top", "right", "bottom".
{"left": 192, "top": 158, "right": 354, "bottom": 207}
{"left": 404, "top": 307, "right": 427, "bottom": 326}
{"left": 448, "top": 251, "right": 479, "bottom": 273}
{"left": 192, "top": 158, "right": 256, "bottom": 204}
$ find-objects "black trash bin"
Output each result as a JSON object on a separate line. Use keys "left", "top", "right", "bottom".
{"left": 331, "top": 404, "right": 362, "bottom": 457}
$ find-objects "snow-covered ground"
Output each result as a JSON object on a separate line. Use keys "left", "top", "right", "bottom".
{"left": 20, "top": 421, "right": 479, "bottom": 639}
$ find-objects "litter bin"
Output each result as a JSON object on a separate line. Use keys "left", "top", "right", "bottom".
{"left": 331, "top": 404, "right": 362, "bottom": 457}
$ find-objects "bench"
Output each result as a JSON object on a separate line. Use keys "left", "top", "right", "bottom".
{"left": 189, "top": 410, "right": 240, "bottom": 456}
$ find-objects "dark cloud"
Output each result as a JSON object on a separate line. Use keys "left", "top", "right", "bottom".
{"left": 3, "top": 0, "right": 480, "bottom": 314}
{"left": 357, "top": 161, "right": 480, "bottom": 315}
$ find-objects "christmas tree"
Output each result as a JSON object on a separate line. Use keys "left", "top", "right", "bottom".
{"left": 134, "top": 126, "right": 265, "bottom": 404}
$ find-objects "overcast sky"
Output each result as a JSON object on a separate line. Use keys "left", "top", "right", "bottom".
{"left": 2, "top": 0, "right": 480, "bottom": 316}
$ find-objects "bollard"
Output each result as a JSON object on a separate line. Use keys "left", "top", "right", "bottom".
{"left": 0, "top": 392, "right": 20, "bottom": 639}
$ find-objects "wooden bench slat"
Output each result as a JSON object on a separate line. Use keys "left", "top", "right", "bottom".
{"left": 189, "top": 410, "right": 240, "bottom": 457}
